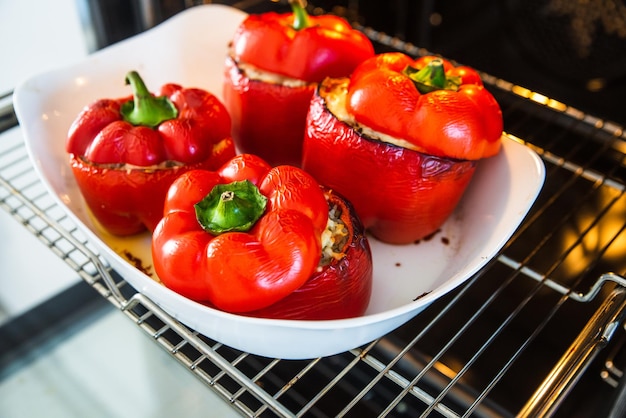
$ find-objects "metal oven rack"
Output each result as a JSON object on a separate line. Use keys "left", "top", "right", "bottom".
{"left": 3, "top": 13, "right": 626, "bottom": 418}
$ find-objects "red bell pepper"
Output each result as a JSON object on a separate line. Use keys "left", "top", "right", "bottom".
{"left": 347, "top": 53, "right": 502, "bottom": 160}
{"left": 223, "top": 0, "right": 374, "bottom": 166}
{"left": 247, "top": 186, "right": 372, "bottom": 320}
{"left": 151, "top": 154, "right": 373, "bottom": 318}
{"left": 302, "top": 53, "right": 503, "bottom": 244}
{"left": 66, "top": 71, "right": 236, "bottom": 236}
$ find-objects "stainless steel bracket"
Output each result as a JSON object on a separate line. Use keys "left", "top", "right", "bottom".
{"left": 518, "top": 273, "right": 626, "bottom": 417}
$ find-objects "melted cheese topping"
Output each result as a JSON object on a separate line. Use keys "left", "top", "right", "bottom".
{"left": 237, "top": 61, "right": 310, "bottom": 88}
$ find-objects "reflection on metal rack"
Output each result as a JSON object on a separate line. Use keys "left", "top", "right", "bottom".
{"left": 3, "top": 16, "right": 626, "bottom": 418}
{"left": 520, "top": 274, "right": 626, "bottom": 417}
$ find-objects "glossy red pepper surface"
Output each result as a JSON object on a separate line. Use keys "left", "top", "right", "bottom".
{"left": 246, "top": 188, "right": 373, "bottom": 320}
{"left": 66, "top": 72, "right": 236, "bottom": 235}
{"left": 347, "top": 53, "right": 503, "bottom": 160}
{"left": 151, "top": 154, "right": 372, "bottom": 318}
{"left": 302, "top": 83, "right": 477, "bottom": 244}
{"left": 223, "top": 3, "right": 374, "bottom": 166}
{"left": 224, "top": 58, "right": 316, "bottom": 167}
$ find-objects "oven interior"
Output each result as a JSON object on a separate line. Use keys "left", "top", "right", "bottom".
{"left": 3, "top": 0, "right": 626, "bottom": 416}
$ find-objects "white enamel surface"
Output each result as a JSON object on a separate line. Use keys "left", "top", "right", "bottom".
{"left": 13, "top": 4, "right": 545, "bottom": 359}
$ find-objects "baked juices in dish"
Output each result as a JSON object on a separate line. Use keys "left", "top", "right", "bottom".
{"left": 302, "top": 53, "right": 504, "bottom": 245}
{"left": 223, "top": 0, "right": 374, "bottom": 167}
{"left": 66, "top": 71, "right": 236, "bottom": 236}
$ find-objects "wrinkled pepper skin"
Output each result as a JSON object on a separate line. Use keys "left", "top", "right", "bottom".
{"left": 223, "top": 2, "right": 374, "bottom": 166}
{"left": 302, "top": 76, "right": 483, "bottom": 245}
{"left": 152, "top": 154, "right": 373, "bottom": 318}
{"left": 246, "top": 189, "right": 373, "bottom": 320}
{"left": 66, "top": 72, "right": 236, "bottom": 236}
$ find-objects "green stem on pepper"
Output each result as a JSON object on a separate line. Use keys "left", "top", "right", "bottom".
{"left": 289, "top": 0, "right": 310, "bottom": 30}
{"left": 120, "top": 71, "right": 178, "bottom": 128}
{"left": 404, "top": 59, "right": 461, "bottom": 94}
{"left": 195, "top": 180, "right": 267, "bottom": 235}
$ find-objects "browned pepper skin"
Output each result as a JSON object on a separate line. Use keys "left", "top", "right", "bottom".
{"left": 245, "top": 189, "right": 373, "bottom": 320}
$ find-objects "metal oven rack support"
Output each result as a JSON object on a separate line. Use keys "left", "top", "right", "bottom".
{"left": 3, "top": 17, "right": 626, "bottom": 418}
{"left": 519, "top": 273, "right": 626, "bottom": 416}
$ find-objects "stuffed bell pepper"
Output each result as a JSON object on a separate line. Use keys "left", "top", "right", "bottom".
{"left": 302, "top": 53, "right": 503, "bottom": 244}
{"left": 66, "top": 71, "right": 236, "bottom": 236}
{"left": 151, "top": 154, "right": 373, "bottom": 320}
{"left": 223, "top": 0, "right": 374, "bottom": 167}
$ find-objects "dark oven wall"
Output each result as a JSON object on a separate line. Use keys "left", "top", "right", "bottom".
{"left": 340, "top": 0, "right": 626, "bottom": 127}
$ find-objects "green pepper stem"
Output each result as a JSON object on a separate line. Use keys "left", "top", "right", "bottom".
{"left": 120, "top": 71, "right": 178, "bottom": 128}
{"left": 195, "top": 180, "right": 267, "bottom": 235}
{"left": 290, "top": 0, "right": 310, "bottom": 30}
{"left": 404, "top": 59, "right": 461, "bottom": 94}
